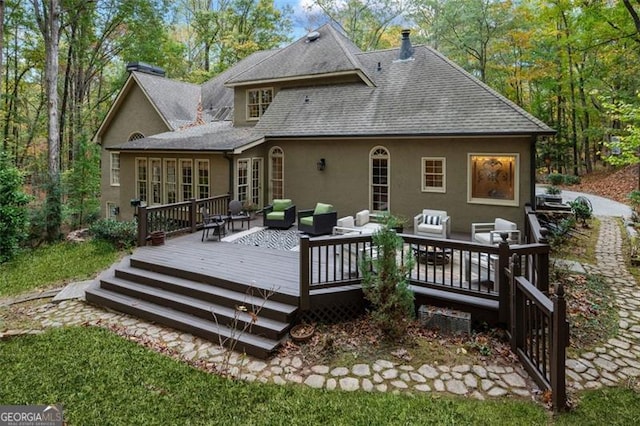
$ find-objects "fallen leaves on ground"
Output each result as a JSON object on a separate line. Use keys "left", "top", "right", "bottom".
{"left": 559, "top": 164, "right": 637, "bottom": 204}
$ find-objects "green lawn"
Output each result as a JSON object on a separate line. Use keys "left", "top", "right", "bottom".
{"left": 0, "top": 240, "right": 121, "bottom": 298}
{"left": 2, "top": 327, "right": 638, "bottom": 425}
{"left": 0, "top": 327, "right": 550, "bottom": 425}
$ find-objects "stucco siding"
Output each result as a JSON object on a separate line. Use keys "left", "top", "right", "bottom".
{"left": 259, "top": 137, "right": 532, "bottom": 234}
{"left": 99, "top": 83, "right": 172, "bottom": 219}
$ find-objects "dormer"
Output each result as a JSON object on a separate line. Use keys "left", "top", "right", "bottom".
{"left": 226, "top": 24, "right": 375, "bottom": 126}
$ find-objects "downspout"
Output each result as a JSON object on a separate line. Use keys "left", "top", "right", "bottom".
{"left": 224, "top": 151, "right": 234, "bottom": 198}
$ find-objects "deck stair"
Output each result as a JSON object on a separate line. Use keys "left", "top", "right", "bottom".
{"left": 86, "top": 256, "right": 299, "bottom": 359}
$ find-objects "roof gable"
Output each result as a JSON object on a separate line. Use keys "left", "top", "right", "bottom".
{"left": 224, "top": 24, "right": 374, "bottom": 87}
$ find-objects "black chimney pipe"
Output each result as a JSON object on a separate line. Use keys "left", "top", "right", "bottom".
{"left": 398, "top": 29, "right": 414, "bottom": 60}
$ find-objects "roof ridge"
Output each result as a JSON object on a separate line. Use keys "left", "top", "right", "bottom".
{"left": 132, "top": 71, "right": 200, "bottom": 88}
{"left": 422, "top": 46, "right": 552, "bottom": 131}
{"left": 324, "top": 24, "right": 364, "bottom": 72}
{"left": 223, "top": 42, "right": 299, "bottom": 85}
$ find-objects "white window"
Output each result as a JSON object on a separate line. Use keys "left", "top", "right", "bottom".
{"left": 135, "top": 158, "right": 148, "bottom": 203}
{"left": 247, "top": 88, "right": 273, "bottom": 120}
{"left": 422, "top": 157, "right": 446, "bottom": 193}
{"left": 269, "top": 147, "right": 284, "bottom": 200}
{"left": 164, "top": 159, "right": 177, "bottom": 204}
{"left": 180, "top": 159, "right": 193, "bottom": 201}
{"left": 110, "top": 152, "right": 120, "bottom": 186}
{"left": 237, "top": 159, "right": 249, "bottom": 202}
{"left": 370, "top": 146, "right": 389, "bottom": 212}
{"left": 128, "top": 132, "right": 145, "bottom": 141}
{"left": 150, "top": 158, "right": 162, "bottom": 205}
{"left": 196, "top": 159, "right": 210, "bottom": 199}
{"left": 467, "top": 153, "right": 520, "bottom": 206}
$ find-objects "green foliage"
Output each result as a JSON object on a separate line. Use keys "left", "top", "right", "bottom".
{"left": 603, "top": 96, "right": 640, "bottom": 167}
{"left": 62, "top": 138, "right": 101, "bottom": 229}
{"left": 563, "top": 174, "right": 581, "bottom": 185}
{"left": 546, "top": 185, "right": 562, "bottom": 195}
{"left": 89, "top": 219, "right": 137, "bottom": 249}
{"left": 628, "top": 190, "right": 640, "bottom": 216}
{"left": 569, "top": 198, "right": 592, "bottom": 226}
{"left": 360, "top": 215, "right": 415, "bottom": 339}
{"left": 548, "top": 173, "right": 565, "bottom": 185}
{"left": 0, "top": 240, "right": 119, "bottom": 297}
{"left": 0, "top": 153, "right": 32, "bottom": 263}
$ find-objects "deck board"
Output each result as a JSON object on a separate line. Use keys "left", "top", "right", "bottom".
{"left": 134, "top": 232, "right": 301, "bottom": 296}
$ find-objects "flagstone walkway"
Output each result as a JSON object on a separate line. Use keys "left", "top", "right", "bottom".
{"left": 1, "top": 217, "right": 639, "bottom": 401}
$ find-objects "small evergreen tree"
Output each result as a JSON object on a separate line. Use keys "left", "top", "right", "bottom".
{"left": 62, "top": 138, "right": 100, "bottom": 229}
{"left": 0, "top": 153, "right": 32, "bottom": 262}
{"left": 360, "top": 215, "right": 415, "bottom": 339}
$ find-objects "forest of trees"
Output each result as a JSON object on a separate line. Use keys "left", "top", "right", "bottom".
{"left": 1, "top": 0, "right": 640, "bottom": 244}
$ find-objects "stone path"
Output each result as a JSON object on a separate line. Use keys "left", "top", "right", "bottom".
{"left": 1, "top": 216, "right": 638, "bottom": 401}
{"left": 566, "top": 217, "right": 640, "bottom": 390}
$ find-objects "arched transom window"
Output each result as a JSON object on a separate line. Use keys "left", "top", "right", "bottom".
{"left": 269, "top": 146, "right": 284, "bottom": 201}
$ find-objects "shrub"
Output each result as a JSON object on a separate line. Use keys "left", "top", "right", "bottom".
{"left": 548, "top": 173, "right": 564, "bottom": 186}
{"left": 0, "top": 154, "right": 32, "bottom": 263}
{"left": 628, "top": 190, "right": 640, "bottom": 215}
{"left": 563, "top": 174, "right": 581, "bottom": 185}
{"left": 89, "top": 218, "right": 137, "bottom": 249}
{"left": 360, "top": 215, "right": 415, "bottom": 339}
{"left": 569, "top": 198, "right": 592, "bottom": 227}
{"left": 546, "top": 185, "right": 562, "bottom": 195}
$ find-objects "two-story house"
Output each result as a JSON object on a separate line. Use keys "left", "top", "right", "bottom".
{"left": 96, "top": 24, "right": 554, "bottom": 234}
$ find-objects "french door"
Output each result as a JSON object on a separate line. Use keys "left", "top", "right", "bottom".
{"left": 237, "top": 158, "right": 263, "bottom": 208}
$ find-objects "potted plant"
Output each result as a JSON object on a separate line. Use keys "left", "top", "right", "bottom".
{"left": 242, "top": 201, "right": 259, "bottom": 218}
{"left": 544, "top": 186, "right": 563, "bottom": 204}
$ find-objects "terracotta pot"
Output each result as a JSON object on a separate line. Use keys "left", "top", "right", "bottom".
{"left": 149, "top": 231, "right": 166, "bottom": 246}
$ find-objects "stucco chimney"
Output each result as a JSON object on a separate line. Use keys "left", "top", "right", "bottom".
{"left": 398, "top": 29, "right": 414, "bottom": 60}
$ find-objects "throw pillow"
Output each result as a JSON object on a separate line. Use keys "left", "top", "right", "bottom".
{"left": 423, "top": 214, "right": 441, "bottom": 226}
{"left": 313, "top": 202, "right": 333, "bottom": 215}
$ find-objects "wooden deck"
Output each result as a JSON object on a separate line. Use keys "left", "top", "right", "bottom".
{"left": 136, "top": 230, "right": 301, "bottom": 298}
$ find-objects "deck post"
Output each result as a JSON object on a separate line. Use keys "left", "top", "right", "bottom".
{"left": 299, "top": 235, "right": 311, "bottom": 311}
{"left": 189, "top": 198, "right": 197, "bottom": 233}
{"left": 509, "top": 254, "right": 522, "bottom": 352}
{"left": 137, "top": 205, "right": 148, "bottom": 247}
{"left": 551, "top": 283, "right": 568, "bottom": 411}
{"left": 497, "top": 236, "right": 511, "bottom": 324}
{"left": 537, "top": 229, "right": 550, "bottom": 293}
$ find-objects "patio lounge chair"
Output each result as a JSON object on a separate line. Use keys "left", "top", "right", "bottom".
{"left": 333, "top": 210, "right": 383, "bottom": 235}
{"left": 413, "top": 209, "right": 450, "bottom": 239}
{"left": 298, "top": 202, "right": 337, "bottom": 236}
{"left": 472, "top": 218, "right": 521, "bottom": 245}
{"left": 263, "top": 199, "right": 296, "bottom": 229}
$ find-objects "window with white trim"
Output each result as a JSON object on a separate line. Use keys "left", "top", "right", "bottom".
{"left": 110, "top": 152, "right": 120, "bottom": 186}
{"left": 422, "top": 157, "right": 446, "bottom": 192}
{"left": 237, "top": 159, "right": 249, "bottom": 202}
{"left": 150, "top": 158, "right": 162, "bottom": 205}
{"left": 247, "top": 88, "right": 273, "bottom": 119}
{"left": 106, "top": 202, "right": 118, "bottom": 219}
{"left": 196, "top": 160, "right": 210, "bottom": 199}
{"left": 135, "top": 158, "right": 148, "bottom": 203}
{"left": 180, "top": 159, "right": 193, "bottom": 201}
{"left": 468, "top": 153, "right": 519, "bottom": 206}
{"left": 164, "top": 159, "right": 177, "bottom": 204}
{"left": 269, "top": 147, "right": 284, "bottom": 200}
{"left": 370, "top": 147, "right": 389, "bottom": 212}
{"left": 128, "top": 132, "right": 145, "bottom": 141}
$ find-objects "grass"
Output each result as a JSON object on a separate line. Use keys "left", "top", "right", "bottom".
{"left": 2, "top": 327, "right": 639, "bottom": 425}
{"left": 0, "top": 326, "right": 551, "bottom": 425}
{"left": 0, "top": 240, "right": 122, "bottom": 298}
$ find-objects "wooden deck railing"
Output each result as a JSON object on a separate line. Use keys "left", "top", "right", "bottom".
{"left": 136, "top": 194, "right": 231, "bottom": 246}
{"left": 508, "top": 255, "right": 568, "bottom": 411}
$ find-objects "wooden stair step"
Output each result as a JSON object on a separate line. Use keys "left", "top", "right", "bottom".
{"left": 85, "top": 287, "right": 281, "bottom": 359}
{"left": 129, "top": 257, "right": 299, "bottom": 305}
{"left": 101, "top": 277, "right": 289, "bottom": 340}
{"left": 115, "top": 265, "right": 297, "bottom": 323}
